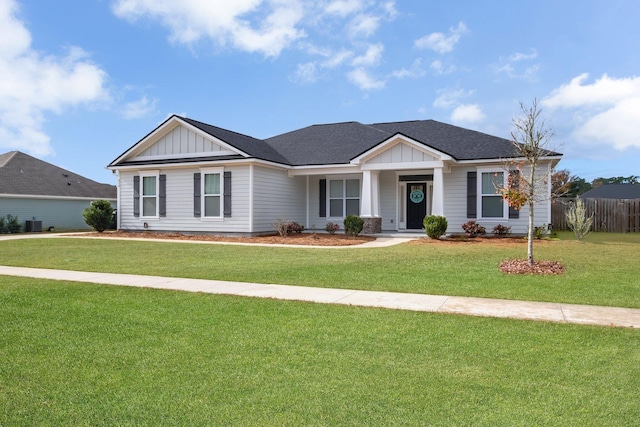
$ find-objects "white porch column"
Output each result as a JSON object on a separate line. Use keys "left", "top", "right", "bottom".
{"left": 360, "top": 170, "right": 380, "bottom": 217}
{"left": 361, "top": 170, "right": 372, "bottom": 217}
{"left": 371, "top": 171, "right": 380, "bottom": 217}
{"left": 432, "top": 167, "right": 444, "bottom": 216}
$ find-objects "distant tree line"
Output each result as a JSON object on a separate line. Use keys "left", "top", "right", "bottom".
{"left": 551, "top": 170, "right": 639, "bottom": 198}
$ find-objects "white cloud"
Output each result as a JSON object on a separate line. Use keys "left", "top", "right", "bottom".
{"left": 325, "top": 0, "right": 363, "bottom": 17}
{"left": 433, "top": 88, "right": 473, "bottom": 109}
{"left": 390, "top": 58, "right": 425, "bottom": 79}
{"left": 351, "top": 43, "right": 383, "bottom": 67}
{"left": 494, "top": 48, "right": 539, "bottom": 80}
{"left": 121, "top": 96, "right": 158, "bottom": 119}
{"left": 291, "top": 62, "right": 318, "bottom": 83}
{"left": 0, "top": 0, "right": 109, "bottom": 156}
{"left": 542, "top": 73, "right": 640, "bottom": 150}
{"left": 414, "top": 22, "right": 468, "bottom": 54}
{"left": 112, "top": 0, "right": 306, "bottom": 58}
{"left": 347, "top": 68, "right": 385, "bottom": 90}
{"left": 430, "top": 59, "right": 456, "bottom": 75}
{"left": 450, "top": 104, "right": 485, "bottom": 124}
{"left": 347, "top": 13, "right": 380, "bottom": 38}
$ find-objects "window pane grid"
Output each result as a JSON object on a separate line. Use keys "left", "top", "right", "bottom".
{"left": 328, "top": 179, "right": 360, "bottom": 217}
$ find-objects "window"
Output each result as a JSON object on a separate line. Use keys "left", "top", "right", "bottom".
{"left": 142, "top": 175, "right": 158, "bottom": 217}
{"left": 203, "top": 172, "right": 221, "bottom": 217}
{"left": 329, "top": 179, "right": 360, "bottom": 217}
{"left": 480, "top": 171, "right": 505, "bottom": 218}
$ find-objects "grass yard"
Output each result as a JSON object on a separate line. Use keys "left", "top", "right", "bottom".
{"left": 1, "top": 277, "right": 638, "bottom": 426}
{"left": 0, "top": 232, "right": 639, "bottom": 308}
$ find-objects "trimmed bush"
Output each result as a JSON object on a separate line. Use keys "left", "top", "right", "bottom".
{"left": 83, "top": 200, "right": 114, "bottom": 232}
{"left": 343, "top": 215, "right": 364, "bottom": 237}
{"left": 492, "top": 224, "right": 512, "bottom": 237}
{"left": 287, "top": 222, "right": 304, "bottom": 234}
{"left": 325, "top": 222, "right": 340, "bottom": 234}
{"left": 4, "top": 215, "right": 22, "bottom": 233}
{"left": 462, "top": 220, "right": 486, "bottom": 237}
{"left": 423, "top": 215, "right": 448, "bottom": 239}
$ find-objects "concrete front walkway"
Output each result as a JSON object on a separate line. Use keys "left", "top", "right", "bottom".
{"left": 1, "top": 265, "right": 638, "bottom": 328}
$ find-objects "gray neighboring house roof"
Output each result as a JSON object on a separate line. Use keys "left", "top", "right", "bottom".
{"left": 581, "top": 184, "right": 640, "bottom": 199}
{"left": 0, "top": 151, "right": 116, "bottom": 199}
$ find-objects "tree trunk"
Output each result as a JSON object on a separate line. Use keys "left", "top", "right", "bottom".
{"left": 528, "top": 200, "right": 534, "bottom": 265}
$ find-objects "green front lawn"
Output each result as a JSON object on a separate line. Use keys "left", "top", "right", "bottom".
{"left": 2, "top": 278, "right": 638, "bottom": 426}
{"left": 0, "top": 232, "right": 638, "bottom": 308}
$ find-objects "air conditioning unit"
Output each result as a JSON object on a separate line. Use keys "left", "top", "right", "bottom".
{"left": 25, "top": 220, "right": 43, "bottom": 232}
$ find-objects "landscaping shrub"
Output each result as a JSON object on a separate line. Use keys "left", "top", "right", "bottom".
{"left": 566, "top": 196, "right": 593, "bottom": 240}
{"left": 533, "top": 224, "right": 549, "bottom": 240}
{"left": 0, "top": 217, "right": 5, "bottom": 234}
{"left": 462, "top": 220, "right": 486, "bottom": 237}
{"left": 325, "top": 222, "right": 340, "bottom": 234}
{"left": 423, "top": 215, "right": 448, "bottom": 239}
{"left": 287, "top": 221, "right": 304, "bottom": 234}
{"left": 4, "top": 214, "right": 22, "bottom": 233}
{"left": 492, "top": 224, "right": 512, "bottom": 237}
{"left": 343, "top": 215, "right": 364, "bottom": 236}
{"left": 83, "top": 200, "right": 114, "bottom": 232}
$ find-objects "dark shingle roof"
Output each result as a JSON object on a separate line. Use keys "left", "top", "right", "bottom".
{"left": 0, "top": 151, "right": 116, "bottom": 199}
{"left": 368, "top": 120, "right": 523, "bottom": 160}
{"left": 265, "top": 122, "right": 391, "bottom": 165}
{"left": 180, "top": 117, "right": 290, "bottom": 164}
{"left": 581, "top": 184, "right": 640, "bottom": 200}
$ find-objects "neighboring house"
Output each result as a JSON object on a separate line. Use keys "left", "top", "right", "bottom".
{"left": 581, "top": 184, "right": 640, "bottom": 200}
{"left": 0, "top": 151, "right": 117, "bottom": 231}
{"left": 107, "top": 115, "right": 562, "bottom": 235}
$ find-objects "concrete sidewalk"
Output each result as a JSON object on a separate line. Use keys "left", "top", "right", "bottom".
{"left": 1, "top": 265, "right": 638, "bottom": 328}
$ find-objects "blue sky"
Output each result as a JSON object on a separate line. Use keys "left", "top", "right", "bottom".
{"left": 1, "top": 0, "right": 639, "bottom": 186}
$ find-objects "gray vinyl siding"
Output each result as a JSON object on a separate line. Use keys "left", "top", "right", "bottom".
{"left": 252, "top": 166, "right": 305, "bottom": 233}
{"left": 443, "top": 164, "right": 552, "bottom": 235}
{"left": 119, "top": 166, "right": 251, "bottom": 233}
{"left": 0, "top": 197, "right": 116, "bottom": 231}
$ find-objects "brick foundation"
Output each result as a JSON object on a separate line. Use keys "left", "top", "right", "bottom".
{"left": 362, "top": 217, "right": 382, "bottom": 234}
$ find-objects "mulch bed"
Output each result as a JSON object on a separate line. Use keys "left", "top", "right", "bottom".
{"left": 84, "top": 231, "right": 376, "bottom": 246}
{"left": 499, "top": 259, "right": 565, "bottom": 275}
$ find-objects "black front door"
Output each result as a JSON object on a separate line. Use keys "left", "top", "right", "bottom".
{"left": 406, "top": 183, "right": 427, "bottom": 229}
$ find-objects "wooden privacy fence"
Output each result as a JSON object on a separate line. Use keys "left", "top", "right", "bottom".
{"left": 551, "top": 198, "right": 640, "bottom": 233}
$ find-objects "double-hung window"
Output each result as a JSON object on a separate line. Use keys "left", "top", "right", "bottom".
{"left": 203, "top": 169, "right": 223, "bottom": 218}
{"left": 480, "top": 170, "right": 505, "bottom": 218}
{"left": 141, "top": 174, "right": 158, "bottom": 217}
{"left": 329, "top": 178, "right": 360, "bottom": 217}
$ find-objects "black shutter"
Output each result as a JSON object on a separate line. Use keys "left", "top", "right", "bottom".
{"left": 159, "top": 174, "right": 166, "bottom": 217}
{"left": 193, "top": 173, "right": 201, "bottom": 217}
{"left": 319, "top": 179, "right": 326, "bottom": 218}
{"left": 467, "top": 171, "right": 477, "bottom": 219}
{"left": 133, "top": 175, "right": 140, "bottom": 217}
{"left": 509, "top": 170, "right": 520, "bottom": 219}
{"left": 224, "top": 171, "right": 232, "bottom": 217}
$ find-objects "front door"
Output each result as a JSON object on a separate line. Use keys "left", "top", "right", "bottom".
{"left": 406, "top": 183, "right": 427, "bottom": 229}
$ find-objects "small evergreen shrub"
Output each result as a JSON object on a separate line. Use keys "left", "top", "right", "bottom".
{"left": 83, "top": 200, "right": 114, "bottom": 232}
{"left": 462, "top": 220, "right": 486, "bottom": 237}
{"left": 492, "top": 224, "right": 512, "bottom": 237}
{"left": 533, "top": 224, "right": 550, "bottom": 240}
{"left": 325, "top": 222, "right": 340, "bottom": 234}
{"left": 0, "top": 217, "right": 5, "bottom": 233}
{"left": 423, "top": 215, "right": 448, "bottom": 239}
{"left": 343, "top": 215, "right": 364, "bottom": 236}
{"left": 5, "top": 215, "right": 22, "bottom": 233}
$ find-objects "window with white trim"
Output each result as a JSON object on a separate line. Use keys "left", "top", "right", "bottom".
{"left": 479, "top": 170, "right": 505, "bottom": 218}
{"left": 329, "top": 179, "right": 360, "bottom": 217}
{"left": 202, "top": 169, "right": 223, "bottom": 218}
{"left": 141, "top": 174, "right": 158, "bottom": 217}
